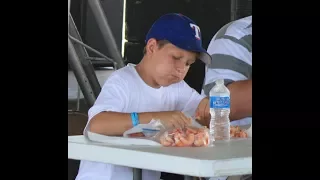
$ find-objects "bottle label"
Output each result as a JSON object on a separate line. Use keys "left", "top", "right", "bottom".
{"left": 210, "top": 96, "right": 230, "bottom": 109}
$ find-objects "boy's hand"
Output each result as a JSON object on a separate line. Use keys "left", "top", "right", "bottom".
{"left": 195, "top": 97, "right": 210, "bottom": 126}
{"left": 153, "top": 111, "right": 192, "bottom": 129}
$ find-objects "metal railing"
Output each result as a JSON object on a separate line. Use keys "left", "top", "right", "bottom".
{"left": 68, "top": 0, "right": 125, "bottom": 107}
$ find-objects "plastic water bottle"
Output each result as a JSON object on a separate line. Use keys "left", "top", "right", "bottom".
{"left": 209, "top": 79, "right": 231, "bottom": 144}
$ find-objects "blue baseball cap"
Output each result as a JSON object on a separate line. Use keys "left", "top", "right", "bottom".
{"left": 146, "top": 13, "right": 211, "bottom": 64}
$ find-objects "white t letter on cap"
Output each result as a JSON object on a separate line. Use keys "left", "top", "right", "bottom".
{"left": 190, "top": 23, "right": 201, "bottom": 40}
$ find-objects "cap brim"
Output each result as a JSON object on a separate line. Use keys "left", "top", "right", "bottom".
{"left": 198, "top": 50, "right": 211, "bottom": 65}
{"left": 166, "top": 40, "right": 211, "bottom": 64}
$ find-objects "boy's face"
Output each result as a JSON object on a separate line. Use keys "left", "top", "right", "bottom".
{"left": 146, "top": 39, "right": 198, "bottom": 87}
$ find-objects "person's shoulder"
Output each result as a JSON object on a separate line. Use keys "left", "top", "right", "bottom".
{"left": 101, "top": 64, "right": 140, "bottom": 91}
{"left": 207, "top": 16, "right": 252, "bottom": 53}
{"left": 232, "top": 15, "right": 252, "bottom": 27}
{"left": 211, "top": 16, "right": 252, "bottom": 41}
{"left": 106, "top": 64, "right": 136, "bottom": 82}
{"left": 229, "top": 16, "right": 251, "bottom": 29}
{"left": 99, "top": 65, "right": 130, "bottom": 88}
{"left": 226, "top": 16, "right": 252, "bottom": 38}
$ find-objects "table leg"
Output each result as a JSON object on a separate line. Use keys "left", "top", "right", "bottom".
{"left": 133, "top": 168, "right": 142, "bottom": 180}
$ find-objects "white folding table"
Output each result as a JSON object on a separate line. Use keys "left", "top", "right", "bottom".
{"left": 68, "top": 135, "right": 251, "bottom": 179}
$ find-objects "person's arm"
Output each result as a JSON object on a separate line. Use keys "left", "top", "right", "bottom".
{"left": 83, "top": 75, "right": 152, "bottom": 136}
{"left": 203, "top": 27, "right": 252, "bottom": 121}
{"left": 196, "top": 80, "right": 252, "bottom": 124}
{"left": 89, "top": 112, "right": 155, "bottom": 136}
{"left": 84, "top": 75, "right": 133, "bottom": 136}
{"left": 86, "top": 75, "right": 190, "bottom": 136}
{"left": 177, "top": 81, "right": 208, "bottom": 126}
{"left": 85, "top": 75, "right": 166, "bottom": 136}
{"left": 194, "top": 97, "right": 210, "bottom": 126}
{"left": 89, "top": 110, "right": 192, "bottom": 136}
{"left": 227, "top": 79, "right": 252, "bottom": 120}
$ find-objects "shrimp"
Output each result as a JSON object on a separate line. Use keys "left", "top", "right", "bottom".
{"left": 172, "top": 128, "right": 183, "bottom": 134}
{"left": 179, "top": 133, "right": 195, "bottom": 146}
{"left": 175, "top": 140, "right": 184, "bottom": 147}
{"left": 173, "top": 133, "right": 184, "bottom": 147}
{"left": 160, "top": 138, "right": 172, "bottom": 146}
{"left": 185, "top": 127, "right": 197, "bottom": 134}
{"left": 193, "top": 132, "right": 209, "bottom": 147}
{"left": 230, "top": 126, "right": 249, "bottom": 138}
{"left": 230, "top": 126, "right": 240, "bottom": 137}
{"left": 160, "top": 127, "right": 210, "bottom": 147}
{"left": 159, "top": 132, "right": 174, "bottom": 146}
{"left": 239, "top": 130, "right": 248, "bottom": 138}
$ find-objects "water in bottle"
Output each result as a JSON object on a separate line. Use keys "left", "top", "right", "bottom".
{"left": 209, "top": 79, "right": 231, "bottom": 145}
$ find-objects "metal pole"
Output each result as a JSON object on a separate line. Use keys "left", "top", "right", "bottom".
{"left": 87, "top": 0, "right": 125, "bottom": 69}
{"left": 133, "top": 168, "right": 142, "bottom": 180}
{"left": 76, "top": 84, "right": 81, "bottom": 111}
{"left": 80, "top": 0, "right": 88, "bottom": 41}
{"left": 85, "top": 57, "right": 107, "bottom": 61}
{"left": 68, "top": 38, "right": 96, "bottom": 107}
{"left": 230, "top": 0, "right": 238, "bottom": 21}
{"left": 68, "top": 0, "right": 71, "bottom": 29}
{"left": 69, "top": 15, "right": 102, "bottom": 98}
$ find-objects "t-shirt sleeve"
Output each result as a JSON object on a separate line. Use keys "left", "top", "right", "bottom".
{"left": 177, "top": 81, "right": 206, "bottom": 117}
{"left": 83, "top": 74, "right": 128, "bottom": 135}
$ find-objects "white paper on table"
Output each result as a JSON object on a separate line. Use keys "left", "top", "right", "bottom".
{"left": 86, "top": 131, "right": 161, "bottom": 146}
{"left": 123, "top": 119, "right": 163, "bottom": 138}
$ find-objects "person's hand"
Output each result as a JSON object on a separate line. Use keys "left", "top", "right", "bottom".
{"left": 152, "top": 111, "right": 192, "bottom": 129}
{"left": 195, "top": 98, "right": 210, "bottom": 126}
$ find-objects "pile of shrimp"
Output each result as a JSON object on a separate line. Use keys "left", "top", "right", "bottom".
{"left": 159, "top": 127, "right": 209, "bottom": 147}
{"left": 159, "top": 126, "right": 248, "bottom": 147}
{"left": 230, "top": 126, "right": 248, "bottom": 138}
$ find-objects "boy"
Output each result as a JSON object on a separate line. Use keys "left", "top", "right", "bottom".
{"left": 76, "top": 13, "right": 211, "bottom": 180}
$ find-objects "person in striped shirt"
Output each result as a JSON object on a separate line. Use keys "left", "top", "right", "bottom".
{"left": 202, "top": 15, "right": 252, "bottom": 180}
{"left": 202, "top": 15, "right": 252, "bottom": 127}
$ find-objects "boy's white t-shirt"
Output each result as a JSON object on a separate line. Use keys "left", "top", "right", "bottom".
{"left": 76, "top": 64, "right": 206, "bottom": 180}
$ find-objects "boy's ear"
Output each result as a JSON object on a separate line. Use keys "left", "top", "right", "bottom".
{"left": 145, "top": 38, "right": 158, "bottom": 55}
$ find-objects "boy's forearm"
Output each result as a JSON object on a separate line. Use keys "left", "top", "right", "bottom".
{"left": 88, "top": 112, "right": 154, "bottom": 136}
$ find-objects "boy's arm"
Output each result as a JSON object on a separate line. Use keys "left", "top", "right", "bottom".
{"left": 177, "top": 81, "right": 208, "bottom": 126}
{"left": 89, "top": 111, "right": 156, "bottom": 136}
{"left": 86, "top": 76, "right": 190, "bottom": 136}
{"left": 85, "top": 75, "right": 156, "bottom": 136}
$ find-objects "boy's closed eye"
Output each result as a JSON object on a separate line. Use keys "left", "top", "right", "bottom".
{"left": 172, "top": 55, "right": 181, "bottom": 60}
{"left": 172, "top": 55, "right": 194, "bottom": 66}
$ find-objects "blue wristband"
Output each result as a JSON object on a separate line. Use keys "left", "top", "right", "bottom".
{"left": 130, "top": 112, "right": 140, "bottom": 127}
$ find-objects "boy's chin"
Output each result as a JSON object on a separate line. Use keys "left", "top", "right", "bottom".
{"left": 159, "top": 80, "right": 181, "bottom": 87}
